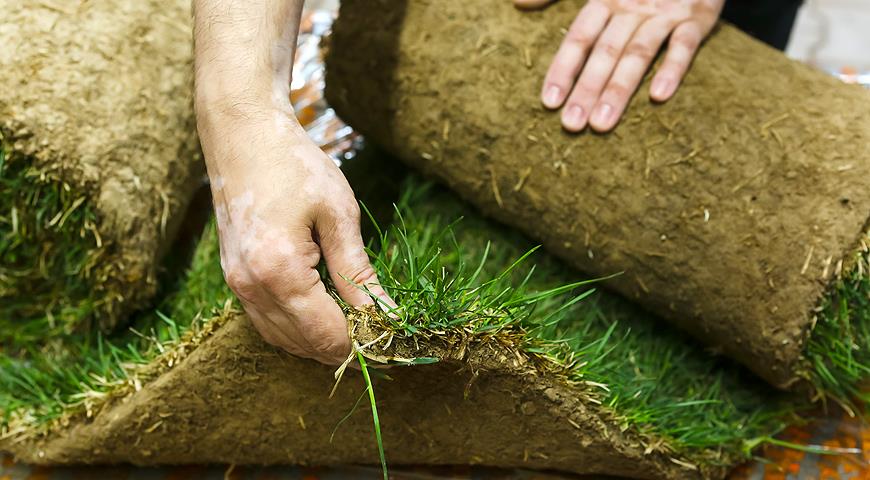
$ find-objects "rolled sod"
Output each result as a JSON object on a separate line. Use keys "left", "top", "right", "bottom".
{"left": 324, "top": 0, "right": 870, "bottom": 393}
{"left": 1, "top": 171, "right": 804, "bottom": 479}
{"left": 0, "top": 0, "right": 201, "bottom": 333}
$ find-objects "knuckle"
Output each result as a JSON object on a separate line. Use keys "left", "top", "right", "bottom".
{"left": 623, "top": 41, "right": 656, "bottom": 62}
{"left": 603, "top": 82, "right": 632, "bottom": 101}
{"left": 348, "top": 262, "right": 379, "bottom": 288}
{"left": 344, "top": 201, "right": 362, "bottom": 223}
{"left": 247, "top": 254, "right": 283, "bottom": 285}
{"left": 247, "top": 254, "right": 316, "bottom": 296}
{"left": 596, "top": 41, "right": 622, "bottom": 60}
{"left": 565, "top": 30, "right": 595, "bottom": 50}
{"left": 344, "top": 197, "right": 361, "bottom": 216}
{"left": 319, "top": 201, "right": 362, "bottom": 238}
{"left": 550, "top": 57, "right": 580, "bottom": 80}
{"left": 224, "top": 268, "right": 257, "bottom": 300}
{"left": 672, "top": 29, "right": 701, "bottom": 50}
{"left": 568, "top": 83, "right": 598, "bottom": 103}
{"left": 320, "top": 192, "right": 360, "bottom": 218}
{"left": 312, "top": 337, "right": 349, "bottom": 362}
{"left": 307, "top": 321, "right": 349, "bottom": 358}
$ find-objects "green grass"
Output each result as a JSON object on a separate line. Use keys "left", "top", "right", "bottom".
{"left": 0, "top": 173, "right": 826, "bottom": 470}
{"left": 804, "top": 241, "right": 870, "bottom": 409}
{"left": 356, "top": 351, "right": 387, "bottom": 480}
{"left": 0, "top": 141, "right": 107, "bottom": 345}
{"left": 350, "top": 179, "right": 803, "bottom": 467}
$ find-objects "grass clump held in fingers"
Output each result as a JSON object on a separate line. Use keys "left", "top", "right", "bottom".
{"left": 356, "top": 182, "right": 598, "bottom": 349}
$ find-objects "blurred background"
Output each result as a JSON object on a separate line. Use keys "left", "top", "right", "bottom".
{"left": 787, "top": 0, "right": 870, "bottom": 82}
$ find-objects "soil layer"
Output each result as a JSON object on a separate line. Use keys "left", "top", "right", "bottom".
{"left": 325, "top": 0, "right": 870, "bottom": 389}
{"left": 5, "top": 313, "right": 725, "bottom": 480}
{"left": 0, "top": 0, "right": 201, "bottom": 329}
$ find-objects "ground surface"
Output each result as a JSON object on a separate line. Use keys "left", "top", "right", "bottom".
{"left": 0, "top": 410, "right": 867, "bottom": 479}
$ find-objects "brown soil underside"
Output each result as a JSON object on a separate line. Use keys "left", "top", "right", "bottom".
{"left": 324, "top": 0, "right": 870, "bottom": 389}
{"left": 4, "top": 314, "right": 726, "bottom": 480}
{"left": 0, "top": 0, "right": 202, "bottom": 328}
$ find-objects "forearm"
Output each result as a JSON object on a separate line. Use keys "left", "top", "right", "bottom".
{"left": 193, "top": 0, "right": 307, "bottom": 177}
{"left": 194, "top": 0, "right": 302, "bottom": 111}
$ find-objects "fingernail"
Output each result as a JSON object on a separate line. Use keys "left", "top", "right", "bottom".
{"left": 591, "top": 103, "right": 613, "bottom": 127}
{"left": 543, "top": 85, "right": 561, "bottom": 108}
{"left": 562, "top": 105, "right": 585, "bottom": 130}
{"left": 652, "top": 78, "right": 674, "bottom": 100}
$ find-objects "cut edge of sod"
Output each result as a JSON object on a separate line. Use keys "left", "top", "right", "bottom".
{"left": 801, "top": 231, "right": 870, "bottom": 410}
{"left": 0, "top": 134, "right": 125, "bottom": 341}
{"left": 1, "top": 179, "right": 815, "bottom": 472}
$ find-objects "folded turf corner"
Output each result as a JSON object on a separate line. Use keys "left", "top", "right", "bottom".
{"left": 0, "top": 0, "right": 201, "bottom": 333}
{"left": 324, "top": 0, "right": 870, "bottom": 396}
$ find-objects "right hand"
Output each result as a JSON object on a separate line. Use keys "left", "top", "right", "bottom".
{"left": 516, "top": 0, "right": 723, "bottom": 132}
{"left": 198, "top": 104, "right": 396, "bottom": 365}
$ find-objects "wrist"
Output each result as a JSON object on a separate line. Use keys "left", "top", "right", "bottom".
{"left": 195, "top": 74, "right": 287, "bottom": 119}
{"left": 194, "top": 48, "right": 294, "bottom": 118}
{"left": 196, "top": 97, "right": 307, "bottom": 175}
{"left": 195, "top": 75, "right": 301, "bottom": 137}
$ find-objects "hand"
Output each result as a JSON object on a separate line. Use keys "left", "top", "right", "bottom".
{"left": 516, "top": 0, "right": 724, "bottom": 132}
{"left": 194, "top": 0, "right": 396, "bottom": 365}
{"left": 198, "top": 107, "right": 396, "bottom": 365}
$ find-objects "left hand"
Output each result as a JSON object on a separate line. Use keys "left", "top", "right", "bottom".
{"left": 515, "top": 0, "right": 725, "bottom": 132}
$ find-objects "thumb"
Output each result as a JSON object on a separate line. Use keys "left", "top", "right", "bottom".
{"left": 317, "top": 209, "right": 397, "bottom": 312}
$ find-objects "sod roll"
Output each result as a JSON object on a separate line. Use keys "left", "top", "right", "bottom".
{"left": 0, "top": 0, "right": 200, "bottom": 331}
{"left": 325, "top": 0, "right": 870, "bottom": 389}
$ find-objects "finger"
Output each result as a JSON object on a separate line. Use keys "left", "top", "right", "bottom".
{"left": 244, "top": 304, "right": 284, "bottom": 347}
{"left": 650, "top": 21, "right": 704, "bottom": 102}
{"left": 561, "top": 13, "right": 642, "bottom": 132}
{"left": 244, "top": 300, "right": 310, "bottom": 353}
{"left": 513, "top": 0, "right": 556, "bottom": 10}
{"left": 588, "top": 17, "right": 673, "bottom": 132}
{"left": 317, "top": 209, "right": 398, "bottom": 311}
{"left": 540, "top": 1, "right": 611, "bottom": 109}
{"left": 276, "top": 283, "right": 353, "bottom": 365}
{"left": 246, "top": 231, "right": 353, "bottom": 365}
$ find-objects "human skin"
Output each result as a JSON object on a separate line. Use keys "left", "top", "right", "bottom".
{"left": 515, "top": 0, "right": 725, "bottom": 132}
{"left": 193, "top": 0, "right": 396, "bottom": 365}
{"left": 193, "top": 0, "right": 720, "bottom": 365}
